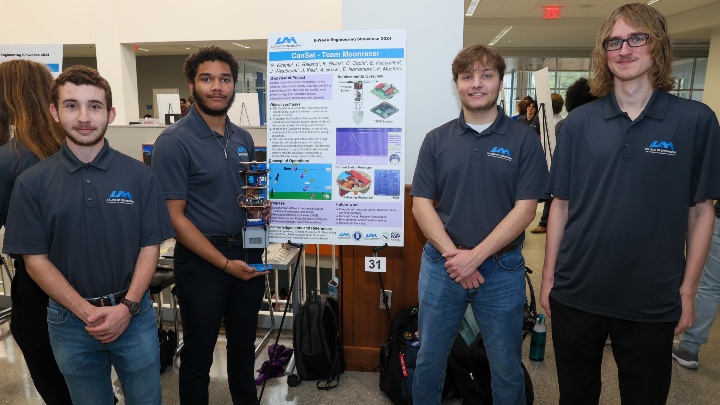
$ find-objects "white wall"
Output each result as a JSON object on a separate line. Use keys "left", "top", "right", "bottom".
{"left": 0, "top": 0, "right": 342, "bottom": 124}
{"left": 342, "top": 0, "right": 464, "bottom": 181}
{"left": 0, "top": 1, "right": 341, "bottom": 45}
{"left": 703, "top": 28, "right": 720, "bottom": 116}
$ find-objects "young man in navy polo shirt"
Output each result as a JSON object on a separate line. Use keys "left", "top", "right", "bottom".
{"left": 3, "top": 66, "right": 174, "bottom": 405}
{"left": 152, "top": 46, "right": 269, "bottom": 405}
{"left": 541, "top": 4, "right": 720, "bottom": 404}
{"left": 410, "top": 44, "right": 548, "bottom": 404}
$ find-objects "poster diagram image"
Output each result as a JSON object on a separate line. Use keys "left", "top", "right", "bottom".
{"left": 337, "top": 128, "right": 396, "bottom": 165}
{"left": 268, "top": 163, "right": 332, "bottom": 200}
{"left": 371, "top": 83, "right": 399, "bottom": 100}
{"left": 337, "top": 170, "right": 372, "bottom": 197}
{"left": 389, "top": 153, "right": 401, "bottom": 165}
{"left": 353, "top": 81, "right": 364, "bottom": 125}
{"left": 371, "top": 102, "right": 399, "bottom": 119}
{"left": 374, "top": 170, "right": 401, "bottom": 196}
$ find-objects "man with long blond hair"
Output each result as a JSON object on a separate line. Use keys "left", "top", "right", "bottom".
{"left": 0, "top": 59, "right": 71, "bottom": 405}
{"left": 540, "top": 3, "right": 720, "bottom": 404}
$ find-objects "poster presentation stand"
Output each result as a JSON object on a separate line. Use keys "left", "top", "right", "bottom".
{"left": 373, "top": 244, "right": 392, "bottom": 324}
{"left": 266, "top": 29, "right": 407, "bottom": 248}
{"left": 258, "top": 241, "right": 305, "bottom": 402}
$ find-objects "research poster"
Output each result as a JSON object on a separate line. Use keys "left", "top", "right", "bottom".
{"left": 0, "top": 45, "right": 63, "bottom": 78}
{"left": 266, "top": 30, "right": 406, "bottom": 246}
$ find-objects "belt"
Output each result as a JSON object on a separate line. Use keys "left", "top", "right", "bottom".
{"left": 455, "top": 243, "right": 520, "bottom": 256}
{"left": 206, "top": 236, "right": 243, "bottom": 247}
{"left": 85, "top": 289, "right": 128, "bottom": 307}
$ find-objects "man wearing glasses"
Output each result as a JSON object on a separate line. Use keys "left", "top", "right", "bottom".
{"left": 540, "top": 3, "right": 719, "bottom": 404}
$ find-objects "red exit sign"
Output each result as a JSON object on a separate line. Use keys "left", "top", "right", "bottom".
{"left": 543, "top": 5, "right": 563, "bottom": 19}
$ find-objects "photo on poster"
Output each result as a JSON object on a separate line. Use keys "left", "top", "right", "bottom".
{"left": 336, "top": 169, "right": 373, "bottom": 197}
{"left": 267, "top": 163, "right": 332, "bottom": 200}
{"left": 374, "top": 169, "right": 401, "bottom": 196}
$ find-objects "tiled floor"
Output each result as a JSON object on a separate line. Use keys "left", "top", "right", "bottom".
{"left": 1, "top": 209, "right": 720, "bottom": 404}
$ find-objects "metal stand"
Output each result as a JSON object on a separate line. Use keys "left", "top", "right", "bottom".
{"left": 0, "top": 256, "right": 13, "bottom": 323}
{"left": 258, "top": 241, "right": 305, "bottom": 403}
{"left": 374, "top": 244, "right": 392, "bottom": 324}
{"left": 539, "top": 102, "right": 553, "bottom": 161}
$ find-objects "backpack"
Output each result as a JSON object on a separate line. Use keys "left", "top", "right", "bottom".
{"left": 379, "top": 306, "right": 420, "bottom": 405}
{"left": 292, "top": 292, "right": 344, "bottom": 389}
{"left": 522, "top": 267, "right": 538, "bottom": 339}
{"left": 158, "top": 327, "right": 177, "bottom": 373}
{"left": 444, "top": 334, "right": 534, "bottom": 405}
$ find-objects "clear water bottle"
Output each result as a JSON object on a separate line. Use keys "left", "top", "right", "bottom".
{"left": 529, "top": 314, "right": 546, "bottom": 362}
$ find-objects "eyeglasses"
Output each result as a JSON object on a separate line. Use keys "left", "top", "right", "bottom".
{"left": 603, "top": 34, "right": 649, "bottom": 51}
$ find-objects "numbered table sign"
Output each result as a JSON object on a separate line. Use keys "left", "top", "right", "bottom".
{"left": 365, "top": 256, "right": 387, "bottom": 273}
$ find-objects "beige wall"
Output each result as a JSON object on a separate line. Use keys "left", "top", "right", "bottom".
{"left": 703, "top": 28, "right": 720, "bottom": 115}
{"left": 0, "top": 1, "right": 341, "bottom": 45}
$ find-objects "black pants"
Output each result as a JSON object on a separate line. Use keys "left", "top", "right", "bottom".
{"left": 550, "top": 297, "right": 675, "bottom": 405}
{"left": 10, "top": 258, "right": 73, "bottom": 405}
{"left": 539, "top": 199, "right": 551, "bottom": 227}
{"left": 174, "top": 243, "right": 264, "bottom": 405}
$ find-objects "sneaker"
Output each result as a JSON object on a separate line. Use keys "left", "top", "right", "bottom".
{"left": 531, "top": 226, "right": 547, "bottom": 234}
{"left": 672, "top": 345, "right": 699, "bottom": 369}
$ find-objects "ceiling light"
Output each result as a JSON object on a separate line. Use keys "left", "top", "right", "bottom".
{"left": 232, "top": 43, "right": 250, "bottom": 49}
{"left": 647, "top": 0, "right": 660, "bottom": 4}
{"left": 185, "top": 47, "right": 191, "bottom": 50}
{"left": 489, "top": 26, "right": 512, "bottom": 46}
{"left": 466, "top": 0, "right": 481, "bottom": 16}
{"left": 137, "top": 47, "right": 149, "bottom": 52}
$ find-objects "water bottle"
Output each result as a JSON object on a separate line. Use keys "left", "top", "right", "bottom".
{"left": 529, "top": 314, "right": 546, "bottom": 362}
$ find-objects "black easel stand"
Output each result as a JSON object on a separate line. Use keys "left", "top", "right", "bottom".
{"left": 539, "top": 103, "right": 553, "bottom": 161}
{"left": 373, "top": 244, "right": 392, "bottom": 325}
{"left": 258, "top": 241, "right": 305, "bottom": 403}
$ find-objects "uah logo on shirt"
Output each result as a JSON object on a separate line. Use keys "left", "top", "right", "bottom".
{"left": 487, "top": 146, "right": 512, "bottom": 161}
{"left": 106, "top": 190, "right": 134, "bottom": 205}
{"left": 237, "top": 146, "right": 250, "bottom": 160}
{"left": 644, "top": 140, "right": 676, "bottom": 156}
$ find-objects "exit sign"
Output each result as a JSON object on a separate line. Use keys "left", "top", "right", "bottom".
{"left": 543, "top": 5, "right": 562, "bottom": 19}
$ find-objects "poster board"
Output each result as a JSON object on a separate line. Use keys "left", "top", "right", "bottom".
{"left": 0, "top": 44, "right": 63, "bottom": 78}
{"left": 533, "top": 67, "right": 555, "bottom": 167}
{"left": 228, "top": 93, "right": 261, "bottom": 126}
{"left": 266, "top": 30, "right": 407, "bottom": 247}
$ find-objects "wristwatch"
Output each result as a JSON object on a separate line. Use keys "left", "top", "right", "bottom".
{"left": 121, "top": 298, "right": 141, "bottom": 315}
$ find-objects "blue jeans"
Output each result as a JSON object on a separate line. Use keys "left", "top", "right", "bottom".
{"left": 413, "top": 242, "right": 527, "bottom": 405}
{"left": 47, "top": 291, "right": 161, "bottom": 405}
{"left": 680, "top": 216, "right": 720, "bottom": 353}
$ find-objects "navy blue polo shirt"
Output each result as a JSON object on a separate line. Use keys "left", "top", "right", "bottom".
{"left": 2, "top": 139, "right": 175, "bottom": 298}
{"left": 411, "top": 107, "right": 549, "bottom": 248}
{"left": 152, "top": 105, "right": 256, "bottom": 237}
{"left": 548, "top": 90, "right": 720, "bottom": 322}
{"left": 0, "top": 139, "right": 40, "bottom": 229}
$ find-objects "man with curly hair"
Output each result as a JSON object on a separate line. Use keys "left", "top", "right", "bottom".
{"left": 152, "top": 46, "right": 269, "bottom": 405}
{"left": 540, "top": 3, "right": 720, "bottom": 404}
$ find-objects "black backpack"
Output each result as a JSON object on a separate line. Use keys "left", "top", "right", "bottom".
{"left": 444, "top": 334, "right": 534, "bottom": 404}
{"left": 379, "top": 306, "right": 420, "bottom": 405}
{"left": 292, "top": 292, "right": 344, "bottom": 389}
{"left": 158, "top": 327, "right": 177, "bottom": 373}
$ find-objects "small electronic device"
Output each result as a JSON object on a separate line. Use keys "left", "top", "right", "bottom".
{"left": 370, "top": 102, "right": 399, "bottom": 119}
{"left": 250, "top": 263, "right": 273, "bottom": 272}
{"left": 237, "top": 160, "right": 272, "bottom": 268}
